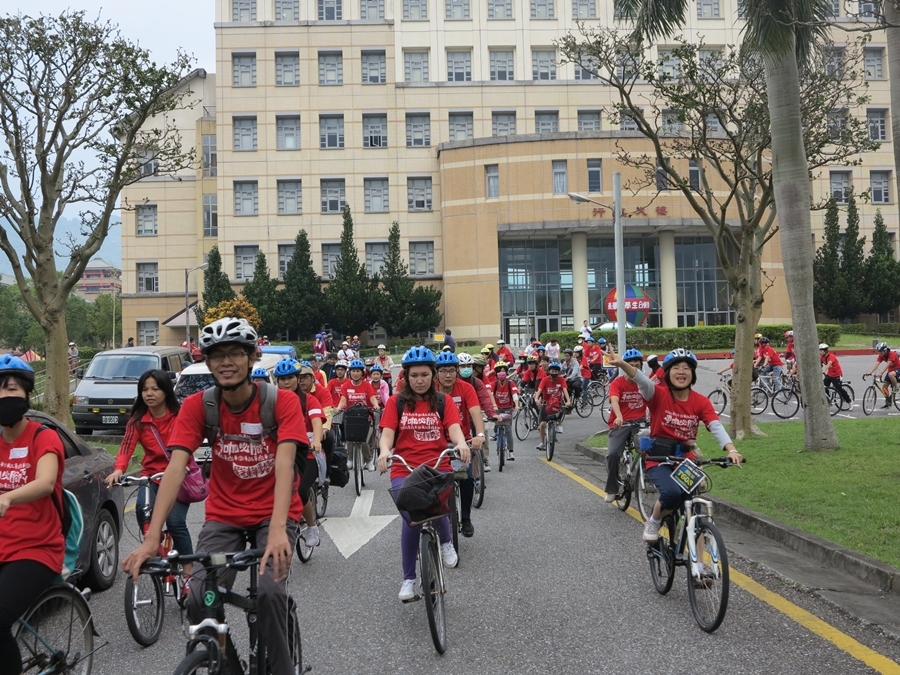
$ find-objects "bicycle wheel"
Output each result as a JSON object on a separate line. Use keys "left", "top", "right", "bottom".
{"left": 749, "top": 387, "right": 768, "bottom": 415}
{"left": 316, "top": 483, "right": 328, "bottom": 519}
{"left": 708, "top": 389, "right": 728, "bottom": 415}
{"left": 496, "top": 427, "right": 505, "bottom": 473}
{"left": 449, "top": 484, "right": 460, "bottom": 557}
{"left": 514, "top": 408, "right": 531, "bottom": 441}
{"left": 827, "top": 388, "right": 841, "bottom": 416}
{"left": 647, "top": 515, "right": 676, "bottom": 595}
{"left": 472, "top": 451, "right": 485, "bottom": 509}
{"left": 574, "top": 393, "right": 592, "bottom": 418}
{"left": 771, "top": 389, "right": 800, "bottom": 419}
{"left": 636, "top": 464, "right": 658, "bottom": 522}
{"left": 588, "top": 384, "right": 605, "bottom": 408}
{"left": 686, "top": 519, "right": 730, "bottom": 633}
{"left": 173, "top": 648, "right": 212, "bottom": 674}
{"left": 353, "top": 442, "right": 364, "bottom": 496}
{"left": 599, "top": 395, "right": 610, "bottom": 424}
{"left": 545, "top": 422, "right": 556, "bottom": 461}
{"left": 419, "top": 531, "right": 448, "bottom": 654}
{"left": 15, "top": 585, "right": 94, "bottom": 675}
{"left": 842, "top": 383, "right": 855, "bottom": 406}
{"left": 296, "top": 522, "right": 314, "bottom": 563}
{"left": 862, "top": 385, "right": 878, "bottom": 415}
{"left": 613, "top": 453, "right": 632, "bottom": 512}
{"left": 124, "top": 573, "right": 165, "bottom": 647}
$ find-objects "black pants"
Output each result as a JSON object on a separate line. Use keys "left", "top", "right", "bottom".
{"left": 0, "top": 559, "right": 59, "bottom": 675}
{"left": 823, "top": 375, "right": 851, "bottom": 404}
{"left": 605, "top": 425, "right": 636, "bottom": 494}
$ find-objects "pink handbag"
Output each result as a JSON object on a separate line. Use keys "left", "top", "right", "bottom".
{"left": 149, "top": 425, "right": 209, "bottom": 504}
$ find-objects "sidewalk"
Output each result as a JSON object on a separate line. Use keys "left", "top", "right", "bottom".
{"left": 570, "top": 437, "right": 900, "bottom": 639}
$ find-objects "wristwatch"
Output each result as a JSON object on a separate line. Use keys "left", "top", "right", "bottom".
{"left": 476, "top": 432, "right": 485, "bottom": 438}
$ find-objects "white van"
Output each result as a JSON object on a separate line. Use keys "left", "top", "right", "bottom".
{"left": 173, "top": 352, "right": 283, "bottom": 403}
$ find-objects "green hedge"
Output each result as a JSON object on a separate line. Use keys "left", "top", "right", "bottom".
{"left": 841, "top": 323, "right": 867, "bottom": 335}
{"left": 854, "top": 323, "right": 900, "bottom": 337}
{"left": 539, "top": 324, "right": 842, "bottom": 352}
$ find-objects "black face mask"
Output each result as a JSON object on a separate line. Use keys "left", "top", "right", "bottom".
{"left": 0, "top": 396, "right": 28, "bottom": 427}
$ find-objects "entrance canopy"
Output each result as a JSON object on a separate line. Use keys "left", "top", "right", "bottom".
{"left": 162, "top": 303, "right": 200, "bottom": 328}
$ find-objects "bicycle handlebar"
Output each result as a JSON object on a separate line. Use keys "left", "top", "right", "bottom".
{"left": 118, "top": 472, "right": 166, "bottom": 487}
{"left": 386, "top": 447, "right": 461, "bottom": 473}
{"left": 644, "top": 456, "right": 746, "bottom": 467}
{"left": 142, "top": 548, "right": 267, "bottom": 574}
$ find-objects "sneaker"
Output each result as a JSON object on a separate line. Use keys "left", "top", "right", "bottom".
{"left": 558, "top": 426, "right": 564, "bottom": 435}
{"left": 642, "top": 520, "right": 661, "bottom": 543}
{"left": 483, "top": 459, "right": 491, "bottom": 473}
{"left": 604, "top": 493, "right": 616, "bottom": 503}
{"left": 508, "top": 452, "right": 515, "bottom": 461}
{"left": 461, "top": 519, "right": 474, "bottom": 538}
{"left": 882, "top": 401, "right": 892, "bottom": 409}
{"left": 364, "top": 460, "right": 375, "bottom": 472}
{"left": 304, "top": 525, "right": 320, "bottom": 548}
{"left": 440, "top": 542, "right": 459, "bottom": 568}
{"left": 399, "top": 579, "right": 417, "bottom": 602}
{"left": 536, "top": 443, "right": 546, "bottom": 451}
{"left": 347, "top": 458, "right": 354, "bottom": 470}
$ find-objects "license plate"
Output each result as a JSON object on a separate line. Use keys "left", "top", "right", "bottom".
{"left": 102, "top": 415, "right": 118, "bottom": 425}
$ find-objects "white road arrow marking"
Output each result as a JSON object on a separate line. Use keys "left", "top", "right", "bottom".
{"left": 322, "top": 489, "right": 397, "bottom": 559}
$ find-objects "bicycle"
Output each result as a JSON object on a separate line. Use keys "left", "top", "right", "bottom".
{"left": 514, "top": 391, "right": 539, "bottom": 442}
{"left": 749, "top": 371, "right": 800, "bottom": 419}
{"left": 151, "top": 549, "right": 306, "bottom": 675}
{"left": 569, "top": 382, "right": 593, "bottom": 418}
{"left": 609, "top": 420, "right": 652, "bottom": 516}
{"left": 295, "top": 484, "right": 321, "bottom": 564}
{"left": 823, "top": 377, "right": 855, "bottom": 416}
{"left": 387, "top": 449, "right": 459, "bottom": 655}
{"left": 707, "top": 376, "right": 731, "bottom": 415}
{"left": 495, "top": 412, "right": 513, "bottom": 472}
{"left": 341, "top": 405, "right": 374, "bottom": 497}
{"left": 861, "top": 373, "right": 900, "bottom": 415}
{"left": 644, "top": 454, "right": 743, "bottom": 633}
{"left": 118, "top": 473, "right": 186, "bottom": 647}
{"left": 543, "top": 409, "right": 562, "bottom": 462}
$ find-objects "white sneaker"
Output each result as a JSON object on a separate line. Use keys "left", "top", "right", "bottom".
{"left": 558, "top": 426, "right": 564, "bottom": 435}
{"left": 536, "top": 443, "right": 546, "bottom": 451}
{"left": 399, "top": 579, "right": 417, "bottom": 602}
{"left": 364, "top": 460, "right": 375, "bottom": 472}
{"left": 304, "top": 525, "right": 320, "bottom": 548}
{"left": 483, "top": 460, "right": 491, "bottom": 473}
{"left": 347, "top": 458, "right": 354, "bottom": 470}
{"left": 643, "top": 520, "right": 661, "bottom": 543}
{"left": 604, "top": 493, "right": 616, "bottom": 503}
{"left": 440, "top": 542, "right": 459, "bottom": 568}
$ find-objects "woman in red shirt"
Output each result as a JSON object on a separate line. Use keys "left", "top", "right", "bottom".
{"left": 377, "top": 347, "right": 469, "bottom": 603}
{"left": 107, "top": 369, "right": 194, "bottom": 570}
{"left": 0, "top": 356, "right": 66, "bottom": 671}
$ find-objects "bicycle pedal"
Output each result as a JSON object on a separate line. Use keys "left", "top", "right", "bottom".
{"left": 401, "top": 594, "right": 421, "bottom": 604}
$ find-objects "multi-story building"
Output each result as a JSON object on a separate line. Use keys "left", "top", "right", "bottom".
{"left": 120, "top": 0, "right": 896, "bottom": 349}
{"left": 74, "top": 258, "right": 122, "bottom": 299}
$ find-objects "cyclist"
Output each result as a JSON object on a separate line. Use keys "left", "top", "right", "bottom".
{"left": 865, "top": 342, "right": 900, "bottom": 408}
{"left": 491, "top": 361, "right": 520, "bottom": 460}
{"left": 496, "top": 339, "right": 515, "bottom": 365}
{"left": 123, "top": 317, "right": 306, "bottom": 675}
{"left": 327, "top": 359, "right": 349, "bottom": 402}
{"left": 574, "top": 344, "right": 591, "bottom": 394}
{"left": 336, "top": 359, "right": 381, "bottom": 471}
{"left": 715, "top": 349, "right": 736, "bottom": 386}
{"left": 533, "top": 362, "right": 570, "bottom": 452}
{"left": 483, "top": 343, "right": 499, "bottom": 366}
{"left": 752, "top": 333, "right": 764, "bottom": 370}
{"left": 374, "top": 345, "right": 395, "bottom": 394}
{"left": 758, "top": 337, "right": 784, "bottom": 391}
{"left": 377, "top": 347, "right": 469, "bottom": 602}
{"left": 0, "top": 356, "right": 66, "bottom": 675}
{"left": 607, "top": 348, "right": 742, "bottom": 543}
{"left": 784, "top": 330, "right": 795, "bottom": 362}
{"left": 106, "top": 369, "right": 194, "bottom": 574}
{"left": 370, "top": 364, "right": 390, "bottom": 408}
{"left": 562, "top": 348, "right": 582, "bottom": 402}
{"left": 337, "top": 341, "right": 355, "bottom": 362}
{"left": 585, "top": 337, "right": 604, "bottom": 380}
{"left": 252, "top": 366, "right": 270, "bottom": 383}
{"left": 520, "top": 355, "right": 544, "bottom": 392}
{"left": 820, "top": 343, "right": 853, "bottom": 408}
{"left": 546, "top": 337, "right": 561, "bottom": 361}
{"left": 646, "top": 354, "right": 666, "bottom": 383}
{"left": 311, "top": 354, "right": 328, "bottom": 387}
{"left": 313, "top": 333, "right": 327, "bottom": 356}
{"left": 460, "top": 354, "right": 499, "bottom": 471}
{"left": 603, "top": 350, "right": 649, "bottom": 503}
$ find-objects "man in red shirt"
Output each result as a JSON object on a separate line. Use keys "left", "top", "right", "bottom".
{"left": 327, "top": 360, "right": 349, "bottom": 402}
{"left": 758, "top": 337, "right": 784, "bottom": 390}
{"left": 865, "top": 342, "right": 900, "bottom": 408}
{"left": 491, "top": 361, "right": 520, "bottom": 460}
{"left": 123, "top": 317, "right": 306, "bottom": 675}
{"left": 495, "top": 339, "right": 515, "bottom": 365}
{"left": 820, "top": 343, "right": 852, "bottom": 409}
{"left": 534, "top": 362, "right": 570, "bottom": 452}
{"left": 460, "top": 353, "right": 498, "bottom": 471}
{"left": 603, "top": 349, "right": 649, "bottom": 503}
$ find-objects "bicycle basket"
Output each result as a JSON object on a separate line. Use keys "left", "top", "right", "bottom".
{"left": 343, "top": 406, "right": 371, "bottom": 442}
{"left": 388, "top": 465, "right": 454, "bottom": 526}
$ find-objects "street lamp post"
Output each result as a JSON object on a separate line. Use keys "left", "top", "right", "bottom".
{"left": 185, "top": 263, "right": 209, "bottom": 347}
{"left": 569, "top": 172, "right": 626, "bottom": 353}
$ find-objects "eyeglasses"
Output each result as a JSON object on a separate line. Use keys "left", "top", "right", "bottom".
{"left": 437, "top": 367, "right": 457, "bottom": 375}
{"left": 208, "top": 350, "right": 249, "bottom": 364}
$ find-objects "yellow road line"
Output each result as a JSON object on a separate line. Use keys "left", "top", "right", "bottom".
{"left": 542, "top": 458, "right": 900, "bottom": 674}
{"left": 125, "top": 503, "right": 135, "bottom": 514}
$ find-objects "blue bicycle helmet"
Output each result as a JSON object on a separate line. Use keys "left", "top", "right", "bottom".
{"left": 435, "top": 351, "right": 459, "bottom": 367}
{"left": 251, "top": 366, "right": 269, "bottom": 379}
{"left": 273, "top": 358, "right": 299, "bottom": 378}
{"left": 401, "top": 346, "right": 436, "bottom": 365}
{"left": 0, "top": 355, "right": 35, "bottom": 387}
{"left": 663, "top": 348, "right": 697, "bottom": 370}
{"left": 622, "top": 349, "right": 644, "bottom": 362}
{"left": 547, "top": 361, "right": 562, "bottom": 370}
{"left": 598, "top": 338, "right": 607, "bottom": 344}
{"left": 370, "top": 363, "right": 383, "bottom": 372}
{"left": 299, "top": 360, "right": 313, "bottom": 368}
{"left": 348, "top": 358, "right": 366, "bottom": 370}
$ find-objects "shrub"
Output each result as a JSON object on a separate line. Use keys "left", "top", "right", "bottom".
{"left": 841, "top": 323, "right": 866, "bottom": 335}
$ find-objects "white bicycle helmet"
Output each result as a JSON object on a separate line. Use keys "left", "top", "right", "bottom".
{"left": 876, "top": 341, "right": 889, "bottom": 352}
{"left": 457, "top": 353, "right": 475, "bottom": 366}
{"left": 336, "top": 359, "right": 350, "bottom": 368}
{"left": 818, "top": 343, "right": 829, "bottom": 350}
{"left": 199, "top": 317, "right": 258, "bottom": 354}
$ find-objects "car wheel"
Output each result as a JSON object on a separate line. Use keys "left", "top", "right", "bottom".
{"left": 82, "top": 508, "right": 119, "bottom": 592}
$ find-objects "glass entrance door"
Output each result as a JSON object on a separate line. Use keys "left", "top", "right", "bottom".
{"left": 536, "top": 317, "right": 560, "bottom": 339}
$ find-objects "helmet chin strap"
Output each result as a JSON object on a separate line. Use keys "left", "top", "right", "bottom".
{"left": 215, "top": 375, "right": 251, "bottom": 392}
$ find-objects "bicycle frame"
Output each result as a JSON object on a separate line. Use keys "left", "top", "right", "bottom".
{"left": 122, "top": 475, "right": 181, "bottom": 593}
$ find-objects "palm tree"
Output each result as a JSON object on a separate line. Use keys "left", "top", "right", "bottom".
{"left": 618, "top": 0, "right": 839, "bottom": 449}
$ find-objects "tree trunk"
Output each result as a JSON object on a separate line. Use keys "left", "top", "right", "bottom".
{"left": 729, "top": 265, "right": 764, "bottom": 441}
{"left": 886, "top": 2, "right": 900, "bottom": 210}
{"left": 764, "top": 47, "right": 839, "bottom": 450}
{"left": 41, "top": 316, "right": 71, "bottom": 422}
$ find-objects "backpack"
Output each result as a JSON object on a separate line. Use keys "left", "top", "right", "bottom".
{"left": 57, "top": 489, "right": 84, "bottom": 580}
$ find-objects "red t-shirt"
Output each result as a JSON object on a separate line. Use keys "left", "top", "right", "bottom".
{"left": 380, "top": 395, "right": 462, "bottom": 479}
{"left": 579, "top": 355, "right": 592, "bottom": 378}
{"left": 762, "top": 345, "right": 783, "bottom": 367}
{"left": 587, "top": 345, "right": 604, "bottom": 364}
{"left": 878, "top": 350, "right": 900, "bottom": 370}
{"left": 608, "top": 377, "right": 648, "bottom": 427}
{"left": 0, "top": 421, "right": 65, "bottom": 572}
{"left": 168, "top": 385, "right": 307, "bottom": 527}
{"left": 821, "top": 353, "right": 842, "bottom": 378}
{"left": 115, "top": 409, "right": 178, "bottom": 475}
{"left": 496, "top": 347, "right": 515, "bottom": 365}
{"left": 340, "top": 379, "right": 377, "bottom": 409}
{"left": 651, "top": 367, "right": 666, "bottom": 382}
{"left": 493, "top": 379, "right": 519, "bottom": 409}
{"left": 645, "top": 384, "right": 718, "bottom": 468}
{"left": 444, "top": 380, "right": 480, "bottom": 441}
{"left": 310, "top": 383, "right": 333, "bottom": 409}
{"left": 314, "top": 370, "right": 327, "bottom": 388}
{"left": 296, "top": 391, "right": 325, "bottom": 459}
{"left": 521, "top": 367, "right": 545, "bottom": 386}
{"left": 327, "top": 376, "right": 347, "bottom": 402}
{"left": 537, "top": 375, "right": 568, "bottom": 413}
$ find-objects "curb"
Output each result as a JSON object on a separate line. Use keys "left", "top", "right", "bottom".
{"left": 574, "top": 441, "right": 898, "bottom": 594}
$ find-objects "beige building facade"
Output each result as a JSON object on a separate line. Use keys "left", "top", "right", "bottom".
{"left": 120, "top": 0, "right": 896, "bottom": 349}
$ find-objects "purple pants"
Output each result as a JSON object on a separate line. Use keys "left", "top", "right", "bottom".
{"left": 391, "top": 476, "right": 451, "bottom": 580}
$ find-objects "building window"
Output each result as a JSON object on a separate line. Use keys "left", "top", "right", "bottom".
{"left": 137, "top": 263, "right": 158, "bottom": 293}
{"left": 662, "top": 108, "right": 684, "bottom": 134}
{"left": 573, "top": 0, "right": 596, "bottom": 18}
{"left": 552, "top": 160, "right": 567, "bottom": 194}
{"left": 830, "top": 170, "right": 851, "bottom": 203}
{"left": 136, "top": 205, "right": 157, "bottom": 236}
{"left": 575, "top": 56, "right": 599, "bottom": 80}
{"left": 449, "top": 113, "right": 473, "bottom": 141}
{"left": 319, "top": 52, "right": 343, "bottom": 85}
{"left": 319, "top": 0, "right": 342, "bottom": 20}
{"left": 535, "top": 111, "right": 559, "bottom": 133}
{"left": 278, "top": 244, "right": 295, "bottom": 278}
{"left": 871, "top": 171, "right": 891, "bottom": 204}
{"left": 234, "top": 181, "right": 259, "bottom": 216}
{"left": 275, "top": 0, "right": 299, "bottom": 20}
{"left": 277, "top": 180, "right": 302, "bottom": 214}
{"left": 532, "top": 50, "right": 557, "bottom": 80}
{"left": 446, "top": 0, "right": 470, "bottom": 19}
{"left": 233, "top": 117, "right": 258, "bottom": 151}
{"left": 203, "top": 194, "right": 218, "bottom": 236}
{"left": 275, "top": 53, "right": 300, "bottom": 86}
{"left": 531, "top": 0, "right": 555, "bottom": 19}
{"left": 202, "top": 135, "right": 217, "bottom": 177}
{"left": 868, "top": 109, "right": 887, "bottom": 141}
{"left": 827, "top": 109, "right": 847, "bottom": 139}
{"left": 697, "top": 0, "right": 719, "bottom": 18}
{"left": 689, "top": 160, "right": 701, "bottom": 191}
{"left": 705, "top": 111, "right": 722, "bottom": 135}
{"left": 825, "top": 48, "right": 844, "bottom": 77}
{"left": 404, "top": 51, "right": 429, "bottom": 82}
{"left": 137, "top": 321, "right": 159, "bottom": 346}
{"left": 322, "top": 243, "right": 341, "bottom": 277}
{"left": 864, "top": 48, "right": 884, "bottom": 80}
{"left": 276, "top": 116, "right": 300, "bottom": 150}
{"left": 320, "top": 115, "right": 345, "bottom": 148}
{"left": 828, "top": 0, "right": 839, "bottom": 17}
{"left": 366, "top": 242, "right": 390, "bottom": 275}
{"left": 620, "top": 109, "right": 640, "bottom": 131}
{"left": 656, "top": 160, "right": 670, "bottom": 191}
{"left": 232, "top": 0, "right": 256, "bottom": 21}
{"left": 489, "top": 0, "right": 512, "bottom": 18}
{"left": 404, "top": 0, "right": 428, "bottom": 20}
{"left": 232, "top": 54, "right": 257, "bottom": 87}
{"left": 492, "top": 112, "right": 517, "bottom": 136}
{"left": 490, "top": 50, "right": 514, "bottom": 80}
{"left": 658, "top": 49, "right": 681, "bottom": 79}
{"left": 362, "top": 51, "right": 386, "bottom": 83}
{"left": 410, "top": 241, "right": 435, "bottom": 274}
{"left": 486, "top": 165, "right": 499, "bottom": 198}
{"left": 615, "top": 51, "right": 639, "bottom": 80}
{"left": 406, "top": 113, "right": 430, "bottom": 146}
{"left": 447, "top": 51, "right": 472, "bottom": 82}
{"left": 578, "top": 110, "right": 601, "bottom": 131}
{"left": 321, "top": 179, "right": 346, "bottom": 212}
{"left": 587, "top": 159, "right": 601, "bottom": 193}
{"left": 364, "top": 178, "right": 389, "bottom": 212}
{"left": 407, "top": 177, "right": 433, "bottom": 211}
{"left": 859, "top": 1, "right": 876, "bottom": 18}
{"left": 235, "top": 246, "right": 259, "bottom": 280}
{"left": 360, "top": 0, "right": 385, "bottom": 19}
{"left": 363, "top": 114, "right": 388, "bottom": 148}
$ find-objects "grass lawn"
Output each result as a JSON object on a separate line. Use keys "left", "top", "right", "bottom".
{"left": 835, "top": 333, "right": 876, "bottom": 350}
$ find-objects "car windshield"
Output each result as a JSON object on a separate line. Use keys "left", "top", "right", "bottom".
{"left": 84, "top": 354, "right": 159, "bottom": 380}
{"left": 174, "top": 373, "right": 216, "bottom": 403}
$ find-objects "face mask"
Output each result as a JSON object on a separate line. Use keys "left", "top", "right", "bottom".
{"left": 496, "top": 372, "right": 507, "bottom": 381}
{"left": 460, "top": 367, "right": 473, "bottom": 378}
{"left": 0, "top": 396, "right": 28, "bottom": 427}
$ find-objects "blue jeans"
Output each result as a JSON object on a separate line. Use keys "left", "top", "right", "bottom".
{"left": 645, "top": 464, "right": 686, "bottom": 513}
{"left": 137, "top": 482, "right": 194, "bottom": 556}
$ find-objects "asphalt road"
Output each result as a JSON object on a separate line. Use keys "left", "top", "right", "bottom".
{"left": 87, "top": 407, "right": 900, "bottom": 674}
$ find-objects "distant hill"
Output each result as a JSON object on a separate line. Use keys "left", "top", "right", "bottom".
{"left": 0, "top": 216, "right": 121, "bottom": 275}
